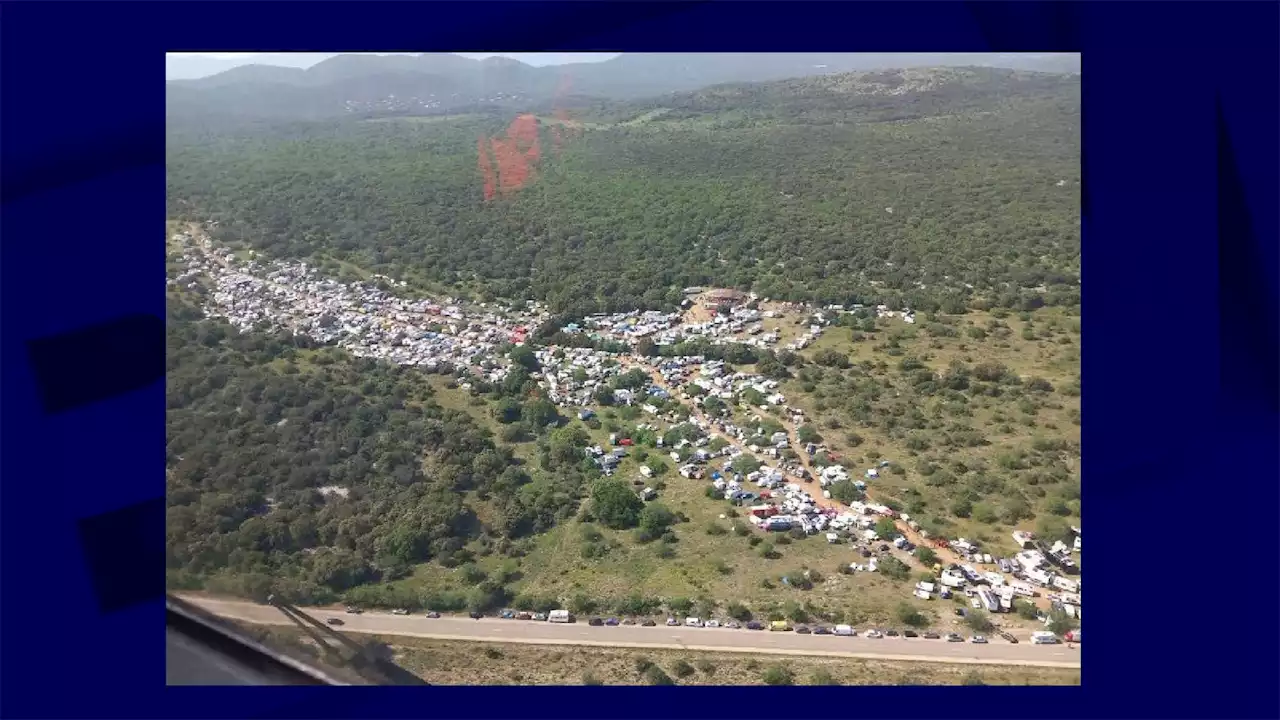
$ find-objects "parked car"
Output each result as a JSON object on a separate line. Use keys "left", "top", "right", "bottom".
{"left": 795, "top": 625, "right": 812, "bottom": 635}
{"left": 516, "top": 612, "right": 533, "bottom": 620}
{"left": 705, "top": 619, "right": 721, "bottom": 628}
{"left": 813, "top": 626, "right": 831, "bottom": 635}
{"left": 885, "top": 629, "right": 900, "bottom": 637}
{"left": 971, "top": 635, "right": 989, "bottom": 644}
{"left": 390, "top": 609, "right": 409, "bottom": 616}
{"left": 641, "top": 619, "right": 657, "bottom": 627}
{"left": 923, "top": 632, "right": 940, "bottom": 639}
{"left": 946, "top": 632, "right": 964, "bottom": 642}
{"left": 864, "top": 629, "right": 884, "bottom": 639}
{"left": 622, "top": 618, "right": 636, "bottom": 625}
{"left": 725, "top": 620, "right": 742, "bottom": 629}
{"left": 998, "top": 631, "right": 1018, "bottom": 643}
{"left": 500, "top": 609, "right": 516, "bottom": 619}
{"left": 903, "top": 630, "right": 919, "bottom": 638}
{"left": 344, "top": 607, "right": 362, "bottom": 615}
{"left": 532, "top": 612, "right": 547, "bottom": 621}
{"left": 685, "top": 617, "right": 704, "bottom": 628}
{"left": 469, "top": 611, "right": 484, "bottom": 620}
{"left": 426, "top": 611, "right": 441, "bottom": 619}
{"left": 588, "top": 617, "right": 604, "bottom": 626}
{"left": 746, "top": 621, "right": 764, "bottom": 630}
{"left": 327, "top": 618, "right": 344, "bottom": 626}
{"left": 605, "top": 617, "right": 620, "bottom": 626}
{"left": 666, "top": 617, "right": 679, "bottom": 626}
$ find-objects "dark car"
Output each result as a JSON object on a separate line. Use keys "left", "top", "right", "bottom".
{"left": 903, "top": 630, "right": 919, "bottom": 638}
{"left": 641, "top": 619, "right": 657, "bottom": 627}
{"left": 746, "top": 621, "right": 764, "bottom": 630}
{"left": 426, "top": 611, "right": 441, "bottom": 619}
{"left": 344, "top": 606, "right": 363, "bottom": 615}
{"left": 500, "top": 609, "right": 516, "bottom": 619}
{"left": 516, "top": 611, "right": 533, "bottom": 620}
{"left": 1000, "top": 632, "right": 1019, "bottom": 644}
{"left": 813, "top": 626, "right": 832, "bottom": 635}
{"left": 588, "top": 617, "right": 604, "bottom": 626}
{"left": 885, "top": 629, "right": 900, "bottom": 637}
{"left": 923, "top": 632, "right": 940, "bottom": 639}
{"left": 326, "top": 617, "right": 345, "bottom": 626}
{"left": 860, "top": 548, "right": 872, "bottom": 558}
{"left": 795, "top": 625, "right": 812, "bottom": 635}
{"left": 605, "top": 617, "right": 620, "bottom": 626}
{"left": 470, "top": 611, "right": 484, "bottom": 620}
{"left": 946, "top": 632, "right": 964, "bottom": 642}
{"left": 879, "top": 544, "right": 890, "bottom": 552}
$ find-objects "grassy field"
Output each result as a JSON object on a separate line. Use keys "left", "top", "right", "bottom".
{"left": 782, "top": 308, "right": 1081, "bottom": 559}
{"left": 236, "top": 625, "right": 1080, "bottom": 686}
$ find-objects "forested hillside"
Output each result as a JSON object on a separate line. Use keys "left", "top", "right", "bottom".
{"left": 165, "top": 292, "right": 596, "bottom": 605}
{"left": 167, "top": 67, "right": 1080, "bottom": 317}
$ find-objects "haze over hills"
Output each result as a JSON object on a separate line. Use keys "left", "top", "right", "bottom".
{"left": 166, "top": 52, "right": 1080, "bottom": 125}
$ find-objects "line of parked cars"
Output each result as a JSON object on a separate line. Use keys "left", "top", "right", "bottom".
{"left": 349, "top": 606, "right": 1034, "bottom": 644}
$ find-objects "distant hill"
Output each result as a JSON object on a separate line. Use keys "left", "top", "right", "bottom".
{"left": 166, "top": 53, "right": 1079, "bottom": 127}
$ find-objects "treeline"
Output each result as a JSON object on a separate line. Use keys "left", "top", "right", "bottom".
{"left": 166, "top": 68, "right": 1080, "bottom": 317}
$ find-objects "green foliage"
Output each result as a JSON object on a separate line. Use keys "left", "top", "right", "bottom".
{"left": 671, "top": 660, "right": 696, "bottom": 679}
{"left": 828, "top": 480, "right": 865, "bottom": 505}
{"left": 964, "top": 610, "right": 994, "bottom": 633}
{"left": 591, "top": 478, "right": 645, "bottom": 529}
{"left": 762, "top": 665, "right": 795, "bottom": 686}
{"left": 875, "top": 517, "right": 899, "bottom": 540}
{"left": 896, "top": 602, "right": 929, "bottom": 628}
{"left": 914, "top": 547, "right": 938, "bottom": 566}
{"left": 644, "top": 665, "right": 676, "bottom": 686}
{"left": 878, "top": 556, "right": 911, "bottom": 581}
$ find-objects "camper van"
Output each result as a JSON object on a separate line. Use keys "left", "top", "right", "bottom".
{"left": 833, "top": 624, "right": 854, "bottom": 636}
{"left": 549, "top": 610, "right": 572, "bottom": 623}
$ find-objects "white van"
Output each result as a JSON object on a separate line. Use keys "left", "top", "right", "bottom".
{"left": 685, "top": 617, "right": 703, "bottom": 627}
{"left": 833, "top": 624, "right": 854, "bottom": 636}
{"left": 548, "top": 610, "right": 572, "bottom": 623}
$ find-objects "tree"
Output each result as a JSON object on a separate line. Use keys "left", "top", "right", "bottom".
{"left": 1046, "top": 609, "right": 1078, "bottom": 636}
{"left": 964, "top": 610, "right": 994, "bottom": 633}
{"left": 828, "top": 480, "right": 864, "bottom": 505}
{"left": 668, "top": 596, "right": 693, "bottom": 615}
{"left": 915, "top": 547, "right": 938, "bottom": 566}
{"left": 509, "top": 345, "right": 540, "bottom": 372}
{"left": 878, "top": 556, "right": 910, "bottom": 581}
{"left": 591, "top": 478, "right": 644, "bottom": 529}
{"left": 951, "top": 498, "right": 973, "bottom": 518}
{"left": 639, "top": 503, "right": 677, "bottom": 535}
{"left": 896, "top": 602, "right": 928, "bottom": 628}
{"left": 732, "top": 454, "right": 761, "bottom": 476}
{"left": 875, "top": 517, "right": 899, "bottom": 540}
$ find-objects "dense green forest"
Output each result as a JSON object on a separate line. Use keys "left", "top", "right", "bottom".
{"left": 165, "top": 292, "right": 600, "bottom": 605}
{"left": 167, "top": 67, "right": 1080, "bottom": 317}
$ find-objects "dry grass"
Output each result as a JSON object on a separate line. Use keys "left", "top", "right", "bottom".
{"left": 247, "top": 626, "right": 1079, "bottom": 686}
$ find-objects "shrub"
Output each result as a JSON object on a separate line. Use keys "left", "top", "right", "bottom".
{"left": 726, "top": 602, "right": 752, "bottom": 621}
{"left": 696, "top": 659, "right": 717, "bottom": 675}
{"left": 810, "top": 668, "right": 840, "bottom": 686}
{"left": 705, "top": 522, "right": 728, "bottom": 536}
{"left": 645, "top": 665, "right": 676, "bottom": 685}
{"left": 582, "top": 672, "right": 603, "bottom": 686}
{"left": 762, "top": 665, "right": 794, "bottom": 686}
{"left": 671, "top": 660, "right": 696, "bottom": 679}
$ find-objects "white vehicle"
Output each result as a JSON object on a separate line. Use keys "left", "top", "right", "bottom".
{"left": 390, "top": 608, "right": 409, "bottom": 616}
{"left": 864, "top": 629, "right": 884, "bottom": 639}
{"left": 1031, "top": 631, "right": 1060, "bottom": 645}
{"left": 685, "top": 617, "right": 703, "bottom": 627}
{"left": 705, "top": 619, "right": 721, "bottom": 628}
{"left": 833, "top": 624, "right": 855, "bottom": 636}
{"left": 548, "top": 610, "right": 572, "bottom": 624}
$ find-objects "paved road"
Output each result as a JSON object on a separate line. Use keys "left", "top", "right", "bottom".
{"left": 181, "top": 596, "right": 1079, "bottom": 669}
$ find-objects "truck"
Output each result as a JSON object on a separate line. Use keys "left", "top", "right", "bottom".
{"left": 549, "top": 610, "right": 572, "bottom": 623}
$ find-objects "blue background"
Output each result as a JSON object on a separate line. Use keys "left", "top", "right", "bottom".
{"left": 2, "top": 1, "right": 1276, "bottom": 718}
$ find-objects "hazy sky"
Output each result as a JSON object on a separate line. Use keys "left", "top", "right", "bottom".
{"left": 168, "top": 52, "right": 620, "bottom": 66}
